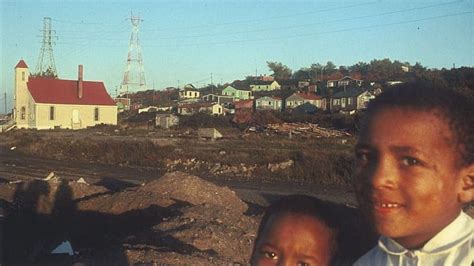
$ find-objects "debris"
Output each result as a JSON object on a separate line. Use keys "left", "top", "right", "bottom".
{"left": 197, "top": 128, "right": 223, "bottom": 140}
{"left": 38, "top": 171, "right": 56, "bottom": 181}
{"left": 268, "top": 160, "right": 294, "bottom": 172}
{"left": 10, "top": 146, "right": 16, "bottom": 150}
{"left": 76, "top": 177, "right": 88, "bottom": 185}
{"left": 262, "top": 123, "right": 350, "bottom": 138}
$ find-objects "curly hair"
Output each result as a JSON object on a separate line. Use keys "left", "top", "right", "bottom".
{"left": 362, "top": 81, "right": 474, "bottom": 166}
{"left": 251, "top": 195, "right": 375, "bottom": 265}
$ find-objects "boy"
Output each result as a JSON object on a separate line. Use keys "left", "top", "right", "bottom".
{"left": 251, "top": 195, "right": 373, "bottom": 266}
{"left": 354, "top": 81, "right": 474, "bottom": 265}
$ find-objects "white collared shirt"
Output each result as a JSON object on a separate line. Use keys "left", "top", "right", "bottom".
{"left": 354, "top": 211, "right": 473, "bottom": 266}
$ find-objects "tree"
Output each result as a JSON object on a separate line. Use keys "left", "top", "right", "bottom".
{"left": 267, "top": 61, "right": 292, "bottom": 80}
{"left": 324, "top": 61, "right": 337, "bottom": 75}
{"left": 30, "top": 66, "right": 58, "bottom": 79}
{"left": 293, "top": 67, "right": 311, "bottom": 80}
{"left": 349, "top": 62, "right": 369, "bottom": 77}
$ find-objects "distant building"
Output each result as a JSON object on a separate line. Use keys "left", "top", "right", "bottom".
{"left": 179, "top": 86, "right": 201, "bottom": 99}
{"left": 255, "top": 96, "right": 282, "bottom": 111}
{"left": 13, "top": 60, "right": 117, "bottom": 130}
{"left": 178, "top": 102, "right": 224, "bottom": 116}
{"left": 330, "top": 87, "right": 374, "bottom": 113}
{"left": 286, "top": 92, "right": 325, "bottom": 110}
{"left": 201, "top": 93, "right": 234, "bottom": 105}
{"left": 221, "top": 86, "right": 253, "bottom": 100}
{"left": 250, "top": 80, "right": 280, "bottom": 92}
{"left": 114, "top": 97, "right": 131, "bottom": 113}
{"left": 327, "top": 76, "right": 363, "bottom": 88}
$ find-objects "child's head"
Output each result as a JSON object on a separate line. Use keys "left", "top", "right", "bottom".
{"left": 355, "top": 81, "right": 474, "bottom": 249}
{"left": 251, "top": 195, "right": 338, "bottom": 266}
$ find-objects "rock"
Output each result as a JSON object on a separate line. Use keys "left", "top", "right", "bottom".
{"left": 268, "top": 159, "right": 294, "bottom": 172}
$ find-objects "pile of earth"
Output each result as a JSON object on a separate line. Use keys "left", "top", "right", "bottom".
{"left": 0, "top": 172, "right": 259, "bottom": 265}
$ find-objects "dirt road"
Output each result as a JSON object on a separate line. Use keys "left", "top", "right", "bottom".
{"left": 0, "top": 145, "right": 357, "bottom": 207}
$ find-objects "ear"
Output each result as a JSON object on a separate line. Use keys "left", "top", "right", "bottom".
{"left": 458, "top": 164, "right": 474, "bottom": 203}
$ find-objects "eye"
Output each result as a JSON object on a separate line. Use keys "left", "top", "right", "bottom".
{"left": 355, "top": 150, "right": 374, "bottom": 165}
{"left": 262, "top": 251, "right": 278, "bottom": 260}
{"left": 297, "top": 262, "right": 310, "bottom": 266}
{"left": 401, "top": 156, "right": 420, "bottom": 166}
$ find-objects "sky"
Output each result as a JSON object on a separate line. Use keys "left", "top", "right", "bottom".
{"left": 1, "top": 0, "right": 473, "bottom": 113}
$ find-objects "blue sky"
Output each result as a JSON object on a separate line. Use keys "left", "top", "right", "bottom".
{"left": 1, "top": 0, "right": 473, "bottom": 113}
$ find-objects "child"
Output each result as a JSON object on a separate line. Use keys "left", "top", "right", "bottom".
{"left": 251, "top": 195, "right": 373, "bottom": 266}
{"left": 354, "top": 81, "right": 474, "bottom": 265}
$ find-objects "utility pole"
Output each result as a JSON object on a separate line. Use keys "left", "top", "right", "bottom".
{"left": 4, "top": 92, "right": 6, "bottom": 114}
{"left": 35, "top": 17, "right": 58, "bottom": 77}
{"left": 210, "top": 73, "right": 214, "bottom": 94}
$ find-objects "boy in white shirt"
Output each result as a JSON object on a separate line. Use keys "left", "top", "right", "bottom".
{"left": 354, "top": 81, "right": 473, "bottom": 265}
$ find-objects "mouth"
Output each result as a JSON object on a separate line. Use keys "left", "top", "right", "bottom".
{"left": 375, "top": 203, "right": 401, "bottom": 208}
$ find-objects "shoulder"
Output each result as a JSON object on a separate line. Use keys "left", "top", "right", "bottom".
{"left": 353, "top": 246, "right": 385, "bottom": 266}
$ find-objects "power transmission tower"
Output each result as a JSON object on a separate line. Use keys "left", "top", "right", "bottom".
{"left": 35, "top": 17, "right": 58, "bottom": 77}
{"left": 120, "top": 13, "right": 147, "bottom": 95}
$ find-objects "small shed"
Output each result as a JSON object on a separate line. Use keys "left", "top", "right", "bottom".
{"left": 197, "top": 128, "right": 223, "bottom": 140}
{"left": 155, "top": 114, "right": 179, "bottom": 129}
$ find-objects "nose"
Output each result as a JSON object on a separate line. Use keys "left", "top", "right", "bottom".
{"left": 370, "top": 156, "right": 398, "bottom": 190}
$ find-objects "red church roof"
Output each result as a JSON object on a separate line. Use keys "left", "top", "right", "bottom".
{"left": 15, "top": 60, "right": 28, "bottom": 68}
{"left": 27, "top": 77, "right": 116, "bottom": 106}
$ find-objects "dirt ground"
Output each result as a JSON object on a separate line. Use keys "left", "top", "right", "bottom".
{"left": 1, "top": 128, "right": 472, "bottom": 265}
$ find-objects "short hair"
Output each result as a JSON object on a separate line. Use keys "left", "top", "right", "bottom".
{"left": 252, "top": 195, "right": 375, "bottom": 265}
{"left": 362, "top": 81, "right": 474, "bottom": 166}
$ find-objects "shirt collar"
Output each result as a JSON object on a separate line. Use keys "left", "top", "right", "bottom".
{"left": 378, "top": 211, "right": 473, "bottom": 255}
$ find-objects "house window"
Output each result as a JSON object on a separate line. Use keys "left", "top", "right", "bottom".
{"left": 20, "top": 106, "right": 26, "bottom": 120}
{"left": 348, "top": 98, "right": 353, "bottom": 105}
{"left": 22, "top": 71, "right": 25, "bottom": 81}
{"left": 49, "top": 106, "right": 55, "bottom": 120}
{"left": 94, "top": 107, "right": 99, "bottom": 121}
{"left": 341, "top": 98, "right": 346, "bottom": 104}
{"left": 333, "top": 99, "right": 340, "bottom": 105}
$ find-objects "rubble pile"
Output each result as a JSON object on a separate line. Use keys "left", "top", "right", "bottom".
{"left": 0, "top": 172, "right": 260, "bottom": 265}
{"left": 165, "top": 159, "right": 258, "bottom": 177}
{"left": 266, "top": 122, "right": 351, "bottom": 138}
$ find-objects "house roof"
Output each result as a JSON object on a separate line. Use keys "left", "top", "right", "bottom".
{"left": 277, "top": 79, "right": 299, "bottom": 86}
{"left": 257, "top": 96, "right": 282, "bottom": 101}
{"left": 224, "top": 85, "right": 251, "bottom": 91}
{"left": 27, "top": 77, "right": 116, "bottom": 106}
{"left": 332, "top": 87, "right": 367, "bottom": 98}
{"left": 15, "top": 60, "right": 28, "bottom": 68}
{"left": 294, "top": 102, "right": 319, "bottom": 113}
{"left": 289, "top": 92, "right": 322, "bottom": 100}
{"left": 339, "top": 76, "right": 362, "bottom": 82}
{"left": 251, "top": 80, "right": 274, "bottom": 86}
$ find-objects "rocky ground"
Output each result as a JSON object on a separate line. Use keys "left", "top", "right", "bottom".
{"left": 1, "top": 128, "right": 472, "bottom": 265}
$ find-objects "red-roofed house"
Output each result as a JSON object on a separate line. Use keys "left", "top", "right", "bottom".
{"left": 13, "top": 60, "right": 117, "bottom": 129}
{"left": 286, "top": 92, "right": 326, "bottom": 110}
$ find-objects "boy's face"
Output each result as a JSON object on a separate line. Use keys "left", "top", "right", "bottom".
{"left": 252, "top": 213, "right": 335, "bottom": 266}
{"left": 355, "top": 107, "right": 468, "bottom": 249}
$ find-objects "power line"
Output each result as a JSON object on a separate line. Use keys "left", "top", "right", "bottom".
{"left": 141, "top": 2, "right": 376, "bottom": 32}
{"left": 150, "top": 0, "right": 464, "bottom": 40}
{"left": 141, "top": 10, "right": 474, "bottom": 48}
{"left": 51, "top": 1, "right": 466, "bottom": 45}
